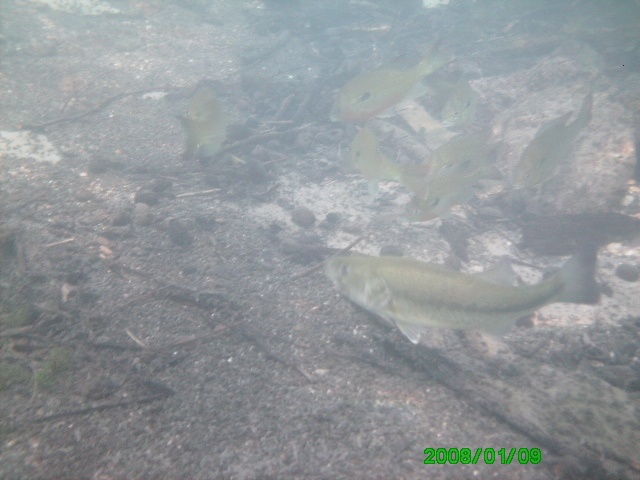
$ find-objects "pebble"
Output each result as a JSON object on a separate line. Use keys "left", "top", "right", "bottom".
{"left": 134, "top": 189, "right": 160, "bottom": 206}
{"left": 615, "top": 263, "right": 640, "bottom": 282}
{"left": 112, "top": 211, "right": 131, "bottom": 226}
{"left": 291, "top": 206, "right": 316, "bottom": 228}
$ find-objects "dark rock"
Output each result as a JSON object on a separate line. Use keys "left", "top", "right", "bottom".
{"left": 134, "top": 189, "right": 160, "bottom": 206}
{"left": 291, "top": 206, "right": 316, "bottom": 228}
{"left": 150, "top": 178, "right": 173, "bottom": 194}
{"left": 615, "top": 263, "right": 640, "bottom": 282}
{"left": 324, "top": 212, "right": 341, "bottom": 225}
{"left": 112, "top": 211, "right": 131, "bottom": 226}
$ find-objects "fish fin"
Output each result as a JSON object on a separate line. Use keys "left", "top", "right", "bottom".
{"left": 568, "top": 91, "right": 593, "bottom": 133}
{"left": 476, "top": 258, "right": 518, "bottom": 286}
{"left": 394, "top": 320, "right": 428, "bottom": 344}
{"left": 557, "top": 243, "right": 600, "bottom": 304}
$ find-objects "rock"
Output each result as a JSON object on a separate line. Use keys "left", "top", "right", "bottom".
{"left": 615, "top": 263, "right": 640, "bottom": 282}
{"left": 134, "top": 189, "right": 160, "bottom": 206}
{"left": 324, "top": 212, "right": 341, "bottom": 225}
{"left": 291, "top": 206, "right": 316, "bottom": 228}
{"left": 112, "top": 211, "right": 131, "bottom": 226}
{"left": 150, "top": 178, "right": 173, "bottom": 194}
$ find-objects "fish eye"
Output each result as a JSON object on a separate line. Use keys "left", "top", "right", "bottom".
{"left": 465, "top": 100, "right": 471, "bottom": 107}
{"left": 359, "top": 92, "right": 371, "bottom": 102}
{"left": 430, "top": 197, "right": 440, "bottom": 207}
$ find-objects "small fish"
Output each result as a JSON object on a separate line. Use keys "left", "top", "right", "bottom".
{"left": 404, "top": 134, "right": 501, "bottom": 219}
{"left": 347, "top": 127, "right": 403, "bottom": 193}
{"left": 404, "top": 168, "right": 490, "bottom": 221}
{"left": 325, "top": 246, "right": 600, "bottom": 344}
{"left": 513, "top": 92, "right": 592, "bottom": 188}
{"left": 330, "top": 41, "right": 452, "bottom": 122}
{"left": 440, "top": 78, "right": 478, "bottom": 129}
{"left": 179, "top": 85, "right": 228, "bottom": 158}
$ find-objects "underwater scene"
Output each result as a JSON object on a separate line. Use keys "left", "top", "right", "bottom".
{"left": 1, "top": 0, "right": 640, "bottom": 478}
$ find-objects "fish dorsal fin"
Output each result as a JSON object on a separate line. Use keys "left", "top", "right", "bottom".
{"left": 476, "top": 258, "right": 518, "bottom": 286}
{"left": 364, "top": 276, "right": 392, "bottom": 310}
{"left": 394, "top": 320, "right": 428, "bottom": 344}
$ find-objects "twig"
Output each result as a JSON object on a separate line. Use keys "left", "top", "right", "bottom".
{"left": 175, "top": 189, "right": 220, "bottom": 199}
{"left": 291, "top": 235, "right": 364, "bottom": 280}
{"left": 44, "top": 237, "right": 76, "bottom": 248}
{"left": 32, "top": 394, "right": 171, "bottom": 423}
{"left": 215, "top": 126, "right": 306, "bottom": 157}
{"left": 125, "top": 329, "right": 147, "bottom": 349}
{"left": 241, "top": 329, "right": 314, "bottom": 383}
{"left": 22, "top": 86, "right": 180, "bottom": 130}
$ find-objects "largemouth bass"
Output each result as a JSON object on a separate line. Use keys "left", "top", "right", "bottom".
{"left": 325, "top": 247, "right": 599, "bottom": 344}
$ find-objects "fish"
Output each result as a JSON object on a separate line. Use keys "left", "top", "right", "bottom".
{"left": 440, "top": 78, "right": 478, "bottom": 129}
{"left": 179, "top": 85, "right": 228, "bottom": 158}
{"left": 325, "top": 246, "right": 600, "bottom": 344}
{"left": 330, "top": 41, "right": 452, "bottom": 122}
{"left": 513, "top": 92, "right": 592, "bottom": 188}
{"left": 346, "top": 127, "right": 403, "bottom": 192}
{"left": 404, "top": 134, "right": 501, "bottom": 219}
{"left": 404, "top": 168, "right": 492, "bottom": 221}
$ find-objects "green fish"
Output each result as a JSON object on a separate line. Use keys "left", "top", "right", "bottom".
{"left": 325, "top": 246, "right": 600, "bottom": 344}
{"left": 179, "top": 85, "right": 228, "bottom": 158}
{"left": 440, "top": 78, "right": 478, "bottom": 129}
{"left": 347, "top": 127, "right": 403, "bottom": 193}
{"left": 330, "top": 41, "right": 452, "bottom": 122}
{"left": 404, "top": 134, "right": 501, "bottom": 220}
{"left": 513, "top": 92, "right": 592, "bottom": 188}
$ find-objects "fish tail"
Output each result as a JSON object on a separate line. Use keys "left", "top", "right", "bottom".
{"left": 557, "top": 242, "right": 600, "bottom": 304}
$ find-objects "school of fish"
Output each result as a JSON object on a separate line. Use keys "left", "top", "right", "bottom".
{"left": 175, "top": 41, "right": 603, "bottom": 345}
{"left": 324, "top": 42, "right": 603, "bottom": 343}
